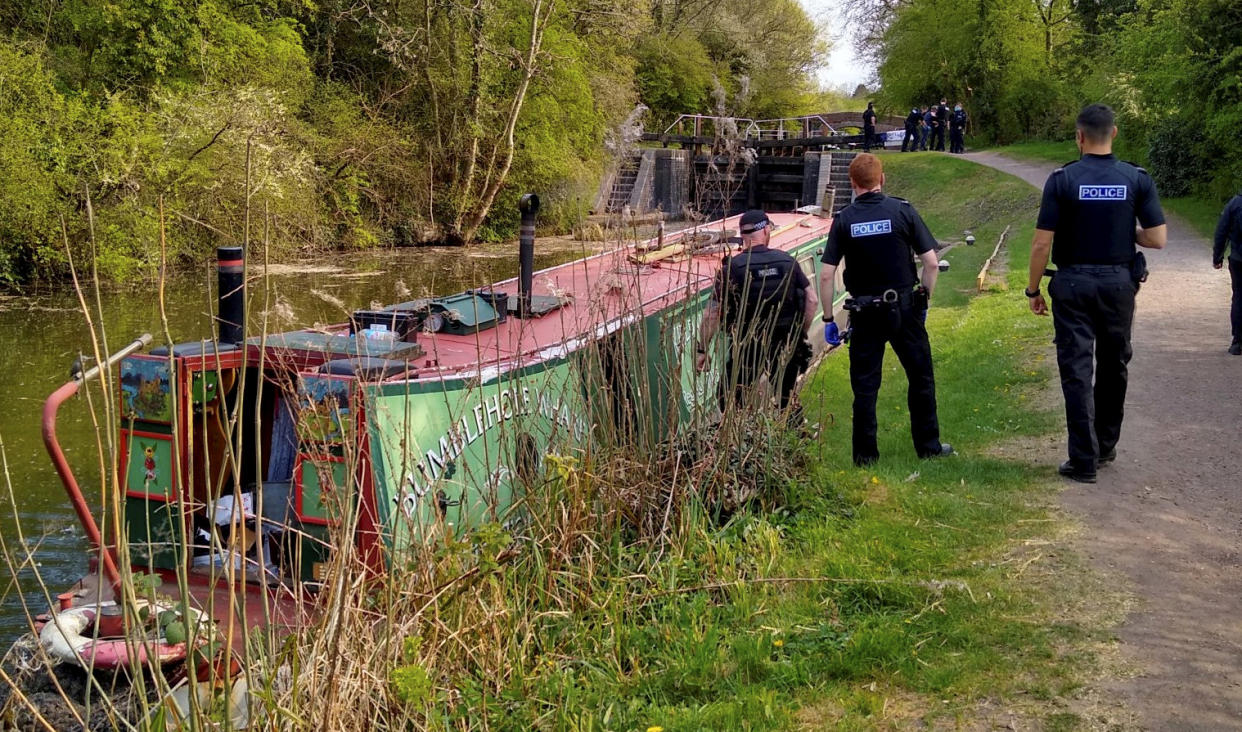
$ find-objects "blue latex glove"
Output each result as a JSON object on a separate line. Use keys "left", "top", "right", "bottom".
{"left": 921, "top": 308, "right": 928, "bottom": 323}
{"left": 824, "top": 321, "right": 841, "bottom": 346}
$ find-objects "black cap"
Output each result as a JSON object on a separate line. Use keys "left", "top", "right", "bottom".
{"left": 739, "top": 209, "right": 770, "bottom": 235}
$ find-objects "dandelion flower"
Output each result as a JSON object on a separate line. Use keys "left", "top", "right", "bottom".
{"left": 647, "top": 727, "right": 664, "bottom": 732}
{"left": 773, "top": 639, "right": 784, "bottom": 648}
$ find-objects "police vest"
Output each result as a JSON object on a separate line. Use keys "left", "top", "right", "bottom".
{"left": 720, "top": 248, "right": 804, "bottom": 333}
{"left": 1041, "top": 155, "right": 1163, "bottom": 266}
{"left": 822, "top": 193, "right": 937, "bottom": 296}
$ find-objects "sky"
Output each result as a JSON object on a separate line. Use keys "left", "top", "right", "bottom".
{"left": 799, "top": 0, "right": 872, "bottom": 92}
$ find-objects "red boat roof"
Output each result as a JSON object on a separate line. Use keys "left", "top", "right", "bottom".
{"left": 268, "top": 212, "right": 834, "bottom": 381}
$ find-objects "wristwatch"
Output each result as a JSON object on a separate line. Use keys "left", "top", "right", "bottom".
{"left": 821, "top": 315, "right": 834, "bottom": 323}
{"left": 1023, "top": 287, "right": 1040, "bottom": 298}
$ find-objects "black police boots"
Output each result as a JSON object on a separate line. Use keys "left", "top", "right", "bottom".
{"left": 1229, "top": 339, "right": 1241, "bottom": 355}
{"left": 920, "top": 443, "right": 955, "bottom": 459}
{"left": 1058, "top": 460, "right": 1097, "bottom": 484}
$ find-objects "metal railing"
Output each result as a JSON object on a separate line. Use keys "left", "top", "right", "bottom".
{"left": 660, "top": 114, "right": 841, "bottom": 139}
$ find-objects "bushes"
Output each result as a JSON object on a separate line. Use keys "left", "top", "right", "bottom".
{"left": 993, "top": 75, "right": 1077, "bottom": 144}
{"left": 1144, "top": 116, "right": 1203, "bottom": 198}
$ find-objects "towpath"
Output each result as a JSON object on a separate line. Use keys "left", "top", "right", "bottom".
{"left": 964, "top": 151, "right": 1242, "bottom": 730}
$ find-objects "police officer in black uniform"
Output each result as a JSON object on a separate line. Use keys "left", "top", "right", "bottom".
{"left": 817, "top": 154, "right": 953, "bottom": 466}
{"left": 949, "top": 104, "right": 967, "bottom": 154}
{"left": 932, "top": 98, "right": 949, "bottom": 151}
{"left": 862, "top": 102, "right": 877, "bottom": 152}
{"left": 1027, "top": 104, "right": 1167, "bottom": 483}
{"left": 696, "top": 210, "right": 818, "bottom": 412}
{"left": 902, "top": 106, "right": 921, "bottom": 152}
{"left": 1212, "top": 192, "right": 1242, "bottom": 355}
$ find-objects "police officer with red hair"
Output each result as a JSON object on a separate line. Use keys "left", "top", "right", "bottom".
{"left": 818, "top": 153, "right": 953, "bottom": 466}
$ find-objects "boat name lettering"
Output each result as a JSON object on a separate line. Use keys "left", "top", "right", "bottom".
{"left": 394, "top": 384, "right": 586, "bottom": 517}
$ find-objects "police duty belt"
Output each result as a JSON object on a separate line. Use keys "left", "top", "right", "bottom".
{"left": 844, "top": 288, "right": 909, "bottom": 311}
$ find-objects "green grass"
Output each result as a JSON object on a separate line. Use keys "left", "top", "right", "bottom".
{"left": 1162, "top": 196, "right": 1221, "bottom": 240}
{"left": 454, "top": 156, "right": 1117, "bottom": 730}
{"left": 986, "top": 139, "right": 1079, "bottom": 166}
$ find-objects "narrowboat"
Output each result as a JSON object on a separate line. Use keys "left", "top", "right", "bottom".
{"left": 33, "top": 195, "right": 838, "bottom": 668}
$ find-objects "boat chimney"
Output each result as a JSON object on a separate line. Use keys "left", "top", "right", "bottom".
{"left": 217, "top": 246, "right": 245, "bottom": 344}
{"left": 518, "top": 193, "right": 539, "bottom": 318}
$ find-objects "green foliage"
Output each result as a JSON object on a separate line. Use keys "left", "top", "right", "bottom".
{"left": 0, "top": 0, "right": 828, "bottom": 287}
{"left": 1145, "top": 116, "right": 1201, "bottom": 197}
{"left": 635, "top": 35, "right": 715, "bottom": 128}
{"left": 872, "top": 0, "right": 1242, "bottom": 198}
{"left": 390, "top": 664, "right": 433, "bottom": 706}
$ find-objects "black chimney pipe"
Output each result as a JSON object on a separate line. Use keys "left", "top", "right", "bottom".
{"left": 217, "top": 246, "right": 245, "bottom": 344}
{"left": 517, "top": 193, "right": 540, "bottom": 318}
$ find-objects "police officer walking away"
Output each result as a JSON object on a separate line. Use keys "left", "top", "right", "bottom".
{"left": 949, "top": 103, "right": 967, "bottom": 154}
{"left": 862, "top": 101, "right": 877, "bottom": 152}
{"left": 1026, "top": 103, "right": 1167, "bottom": 483}
{"left": 817, "top": 154, "right": 954, "bottom": 465}
{"left": 1212, "top": 192, "right": 1242, "bottom": 354}
{"left": 696, "top": 210, "right": 818, "bottom": 413}
{"left": 902, "top": 106, "right": 921, "bottom": 152}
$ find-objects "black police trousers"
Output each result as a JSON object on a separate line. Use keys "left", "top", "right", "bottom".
{"left": 931, "top": 125, "right": 945, "bottom": 151}
{"left": 1229, "top": 258, "right": 1242, "bottom": 342}
{"left": 902, "top": 127, "right": 917, "bottom": 152}
{"left": 1048, "top": 266, "right": 1137, "bottom": 469}
{"left": 719, "top": 334, "right": 810, "bottom": 412}
{"left": 863, "top": 125, "right": 876, "bottom": 151}
{"left": 848, "top": 303, "right": 941, "bottom": 464}
{"left": 950, "top": 128, "right": 964, "bottom": 154}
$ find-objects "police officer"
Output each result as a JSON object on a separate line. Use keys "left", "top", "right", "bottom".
{"left": 696, "top": 209, "right": 818, "bottom": 413}
{"left": 817, "top": 154, "right": 953, "bottom": 466}
{"left": 1212, "top": 192, "right": 1242, "bottom": 355}
{"left": 902, "top": 106, "right": 921, "bottom": 152}
{"left": 862, "top": 102, "right": 877, "bottom": 152}
{"left": 920, "top": 105, "right": 934, "bottom": 151}
{"left": 949, "top": 103, "right": 967, "bottom": 154}
{"left": 1026, "top": 103, "right": 1167, "bottom": 483}
{"left": 932, "top": 98, "right": 949, "bottom": 151}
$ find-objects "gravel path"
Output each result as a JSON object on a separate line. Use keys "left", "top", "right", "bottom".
{"left": 965, "top": 151, "right": 1242, "bottom": 730}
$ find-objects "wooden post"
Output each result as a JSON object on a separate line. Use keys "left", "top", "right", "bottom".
{"left": 976, "top": 224, "right": 1011, "bottom": 292}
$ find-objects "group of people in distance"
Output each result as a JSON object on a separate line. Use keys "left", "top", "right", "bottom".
{"left": 694, "top": 103, "right": 1218, "bottom": 488}
{"left": 900, "top": 99, "right": 968, "bottom": 154}
{"left": 862, "top": 99, "right": 967, "bottom": 154}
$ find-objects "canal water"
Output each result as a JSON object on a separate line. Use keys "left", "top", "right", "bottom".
{"left": 0, "top": 243, "right": 584, "bottom": 643}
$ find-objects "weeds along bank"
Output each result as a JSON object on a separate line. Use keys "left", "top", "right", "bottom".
{"left": 0, "top": 156, "right": 1122, "bottom": 730}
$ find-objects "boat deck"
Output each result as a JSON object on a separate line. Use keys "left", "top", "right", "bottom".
{"left": 260, "top": 212, "right": 835, "bottom": 381}
{"left": 62, "top": 567, "right": 312, "bottom": 651}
